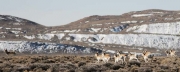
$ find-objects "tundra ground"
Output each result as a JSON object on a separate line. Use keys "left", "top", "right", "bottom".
{"left": 0, "top": 53, "right": 180, "bottom": 72}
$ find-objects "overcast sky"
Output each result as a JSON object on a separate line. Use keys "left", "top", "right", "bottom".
{"left": 0, "top": 0, "right": 180, "bottom": 26}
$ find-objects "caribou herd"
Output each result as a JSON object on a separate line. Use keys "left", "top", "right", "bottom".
{"left": 95, "top": 49, "right": 177, "bottom": 64}
{"left": 3, "top": 48, "right": 177, "bottom": 64}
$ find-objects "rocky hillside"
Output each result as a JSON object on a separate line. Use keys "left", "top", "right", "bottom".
{"left": 1, "top": 9, "right": 180, "bottom": 54}
{"left": 51, "top": 9, "right": 180, "bottom": 34}
{"left": 0, "top": 15, "right": 46, "bottom": 40}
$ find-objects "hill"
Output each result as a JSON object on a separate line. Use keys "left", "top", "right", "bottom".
{"left": 1, "top": 9, "right": 180, "bottom": 54}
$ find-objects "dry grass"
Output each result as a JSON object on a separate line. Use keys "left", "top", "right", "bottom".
{"left": 0, "top": 55, "right": 180, "bottom": 72}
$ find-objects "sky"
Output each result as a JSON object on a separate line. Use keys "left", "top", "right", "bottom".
{"left": 0, "top": 0, "right": 180, "bottom": 26}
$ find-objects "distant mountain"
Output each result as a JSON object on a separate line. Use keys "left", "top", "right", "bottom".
{"left": 1, "top": 9, "right": 180, "bottom": 54}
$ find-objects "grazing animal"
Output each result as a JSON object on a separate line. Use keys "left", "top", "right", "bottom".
{"left": 165, "top": 49, "right": 176, "bottom": 57}
{"left": 142, "top": 50, "right": 153, "bottom": 63}
{"left": 101, "top": 52, "right": 111, "bottom": 63}
{"left": 116, "top": 51, "right": 128, "bottom": 64}
{"left": 95, "top": 52, "right": 103, "bottom": 63}
{"left": 114, "top": 54, "right": 123, "bottom": 64}
{"left": 128, "top": 52, "right": 139, "bottom": 62}
{"left": 170, "top": 50, "right": 176, "bottom": 57}
{"left": 4, "top": 49, "right": 16, "bottom": 55}
{"left": 165, "top": 50, "right": 170, "bottom": 57}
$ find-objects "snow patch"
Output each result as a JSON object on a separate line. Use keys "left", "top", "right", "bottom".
{"left": 7, "top": 17, "right": 13, "bottom": 20}
{"left": 126, "top": 22, "right": 180, "bottom": 35}
{"left": 76, "top": 29, "right": 81, "bottom": 32}
{"left": 37, "top": 33, "right": 65, "bottom": 40}
{"left": 0, "top": 41, "right": 102, "bottom": 54}
{"left": 165, "top": 17, "right": 174, "bottom": 20}
{"left": 151, "top": 12, "right": 164, "bottom": 14}
{"left": 91, "top": 28, "right": 101, "bottom": 32}
{"left": 15, "top": 18, "right": 22, "bottom": 22}
{"left": 0, "top": 32, "right": 6, "bottom": 34}
{"left": 24, "top": 35, "right": 35, "bottom": 39}
{"left": 106, "top": 50, "right": 116, "bottom": 53}
{"left": 121, "top": 21, "right": 137, "bottom": 24}
{"left": 11, "top": 31, "right": 20, "bottom": 34}
{"left": 140, "top": 21, "right": 144, "bottom": 23}
{"left": 67, "top": 34, "right": 180, "bottom": 49}
{"left": 105, "top": 23, "right": 112, "bottom": 25}
{"left": 55, "top": 34, "right": 65, "bottom": 39}
{"left": 38, "top": 34, "right": 55, "bottom": 40}
{"left": 51, "top": 31, "right": 57, "bottom": 33}
{"left": 132, "top": 14, "right": 153, "bottom": 17}
{"left": 85, "top": 21, "right": 89, "bottom": 23}
{"left": 6, "top": 28, "right": 11, "bottom": 29}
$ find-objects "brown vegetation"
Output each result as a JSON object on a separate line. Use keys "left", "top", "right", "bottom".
{"left": 0, "top": 54, "right": 180, "bottom": 72}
